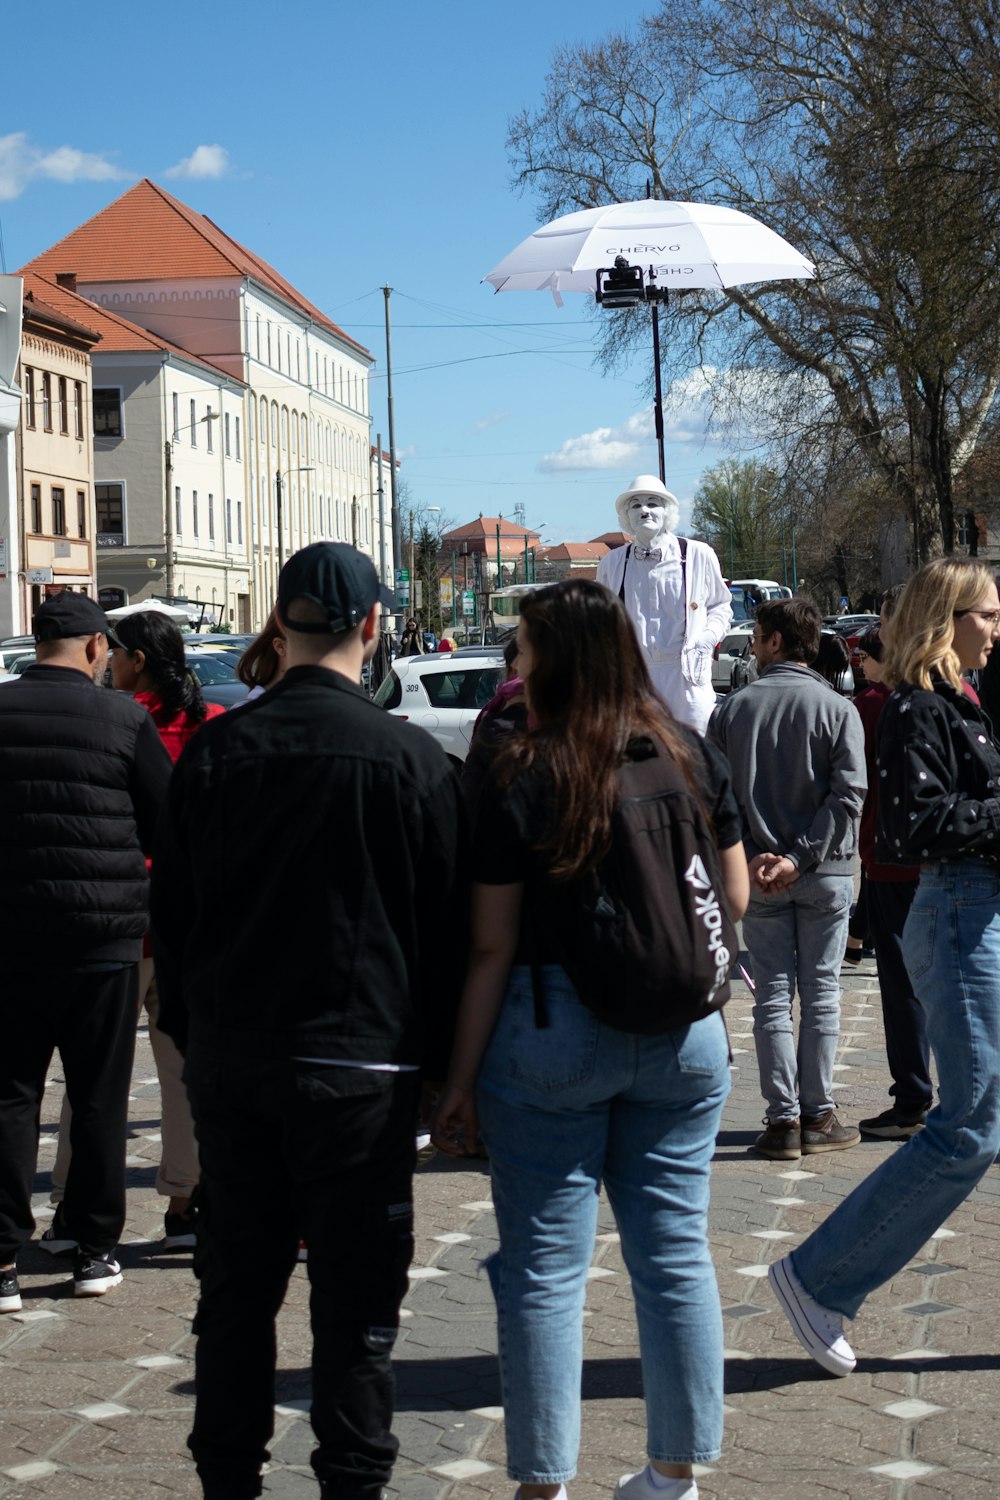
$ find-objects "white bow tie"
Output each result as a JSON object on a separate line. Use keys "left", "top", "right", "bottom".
{"left": 633, "top": 546, "right": 663, "bottom": 562}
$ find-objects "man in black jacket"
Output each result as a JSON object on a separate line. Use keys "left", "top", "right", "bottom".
{"left": 152, "top": 543, "right": 466, "bottom": 1500}
{"left": 0, "top": 593, "right": 172, "bottom": 1314}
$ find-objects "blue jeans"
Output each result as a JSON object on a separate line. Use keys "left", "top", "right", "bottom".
{"left": 476, "top": 966, "right": 731, "bottom": 1484}
{"left": 792, "top": 861, "right": 1000, "bottom": 1318}
{"left": 742, "top": 872, "right": 852, "bottom": 1121}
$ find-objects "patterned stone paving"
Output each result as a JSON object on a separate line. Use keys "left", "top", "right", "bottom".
{"left": 3, "top": 952, "right": 1000, "bottom": 1498}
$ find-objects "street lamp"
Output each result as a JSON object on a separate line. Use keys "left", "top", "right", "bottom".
{"left": 275, "top": 466, "right": 314, "bottom": 570}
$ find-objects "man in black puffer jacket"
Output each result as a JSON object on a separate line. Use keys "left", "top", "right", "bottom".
{"left": 0, "top": 593, "right": 171, "bottom": 1313}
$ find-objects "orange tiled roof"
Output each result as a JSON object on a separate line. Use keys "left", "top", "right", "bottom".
{"left": 23, "top": 179, "right": 370, "bottom": 358}
{"left": 441, "top": 515, "right": 541, "bottom": 543}
{"left": 20, "top": 273, "right": 241, "bottom": 379}
{"left": 22, "top": 282, "right": 100, "bottom": 345}
{"left": 590, "top": 530, "right": 629, "bottom": 547}
{"left": 537, "top": 542, "right": 609, "bottom": 561}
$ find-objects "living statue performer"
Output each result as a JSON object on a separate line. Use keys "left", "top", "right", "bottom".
{"left": 597, "top": 475, "right": 733, "bottom": 734}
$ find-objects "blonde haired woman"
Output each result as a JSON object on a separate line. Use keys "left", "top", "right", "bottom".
{"left": 769, "top": 558, "right": 1000, "bottom": 1375}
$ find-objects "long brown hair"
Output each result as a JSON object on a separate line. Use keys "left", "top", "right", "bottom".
{"left": 498, "top": 578, "right": 700, "bottom": 881}
{"left": 237, "top": 608, "right": 285, "bottom": 689}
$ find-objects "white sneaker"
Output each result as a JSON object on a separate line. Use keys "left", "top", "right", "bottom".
{"left": 768, "top": 1255, "right": 856, "bottom": 1376}
{"left": 513, "top": 1489, "right": 567, "bottom": 1500}
{"left": 614, "top": 1469, "right": 696, "bottom": 1500}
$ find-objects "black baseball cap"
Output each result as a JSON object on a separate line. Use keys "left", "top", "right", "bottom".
{"left": 33, "top": 592, "right": 124, "bottom": 648}
{"left": 277, "top": 542, "right": 394, "bottom": 635}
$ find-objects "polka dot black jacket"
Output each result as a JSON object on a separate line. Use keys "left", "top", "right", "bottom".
{"left": 875, "top": 679, "right": 1000, "bottom": 865}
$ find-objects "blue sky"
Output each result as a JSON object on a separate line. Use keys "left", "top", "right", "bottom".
{"left": 1, "top": 0, "right": 731, "bottom": 543}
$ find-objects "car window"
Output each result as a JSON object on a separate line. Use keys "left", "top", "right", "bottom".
{"left": 187, "top": 654, "right": 237, "bottom": 685}
{"left": 373, "top": 670, "right": 403, "bottom": 710}
{"left": 422, "top": 667, "right": 502, "bottom": 710}
{"left": 722, "top": 632, "right": 750, "bottom": 654}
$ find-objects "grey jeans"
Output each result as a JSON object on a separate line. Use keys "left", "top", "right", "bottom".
{"left": 742, "top": 871, "right": 852, "bottom": 1121}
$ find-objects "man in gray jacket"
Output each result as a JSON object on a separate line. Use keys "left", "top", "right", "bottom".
{"left": 710, "top": 599, "right": 867, "bottom": 1161}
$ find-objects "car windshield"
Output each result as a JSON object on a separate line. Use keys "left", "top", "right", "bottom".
{"left": 187, "top": 653, "right": 238, "bottom": 685}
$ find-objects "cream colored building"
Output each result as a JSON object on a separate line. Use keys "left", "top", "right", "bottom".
{"left": 26, "top": 179, "right": 377, "bottom": 627}
{"left": 16, "top": 279, "right": 100, "bottom": 625}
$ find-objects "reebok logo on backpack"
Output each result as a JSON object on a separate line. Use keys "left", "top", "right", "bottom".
{"left": 546, "top": 744, "right": 737, "bottom": 1035}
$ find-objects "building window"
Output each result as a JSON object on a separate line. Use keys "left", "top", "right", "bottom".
{"left": 58, "top": 376, "right": 68, "bottom": 434}
{"left": 24, "top": 368, "right": 36, "bottom": 428}
{"left": 281, "top": 408, "right": 288, "bottom": 450}
{"left": 237, "top": 499, "right": 244, "bottom": 546}
{"left": 266, "top": 322, "right": 272, "bottom": 365}
{"left": 206, "top": 405, "right": 214, "bottom": 453}
{"left": 51, "top": 486, "right": 66, "bottom": 536}
{"left": 74, "top": 382, "right": 83, "bottom": 439}
{"left": 95, "top": 483, "right": 124, "bottom": 545}
{"left": 190, "top": 399, "right": 197, "bottom": 447}
{"left": 77, "top": 490, "right": 87, "bottom": 539}
{"left": 235, "top": 415, "right": 242, "bottom": 461}
{"left": 226, "top": 496, "right": 233, "bottom": 544}
{"left": 175, "top": 486, "right": 183, "bottom": 536}
{"left": 259, "top": 396, "right": 267, "bottom": 442}
{"left": 192, "top": 490, "right": 199, "bottom": 539}
{"left": 224, "top": 412, "right": 231, "bottom": 456}
{"left": 208, "top": 493, "right": 215, "bottom": 543}
{"left": 271, "top": 403, "right": 278, "bottom": 445}
{"left": 42, "top": 374, "right": 53, "bottom": 431}
{"left": 93, "top": 387, "right": 122, "bottom": 437}
{"left": 31, "top": 483, "right": 42, "bottom": 533}
{"left": 172, "top": 392, "right": 180, "bottom": 439}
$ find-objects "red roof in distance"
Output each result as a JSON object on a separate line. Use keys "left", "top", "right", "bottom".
{"left": 22, "top": 178, "right": 369, "bottom": 358}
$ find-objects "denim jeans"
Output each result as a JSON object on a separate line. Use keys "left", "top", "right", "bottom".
{"left": 793, "top": 861, "right": 1000, "bottom": 1319}
{"left": 476, "top": 965, "right": 731, "bottom": 1484}
{"left": 742, "top": 872, "right": 852, "bottom": 1121}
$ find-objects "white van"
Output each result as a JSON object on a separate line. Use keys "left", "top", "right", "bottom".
{"left": 728, "top": 579, "right": 793, "bottom": 621}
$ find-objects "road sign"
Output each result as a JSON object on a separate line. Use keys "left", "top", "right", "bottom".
{"left": 0, "top": 538, "right": 6, "bottom": 580}
{"left": 394, "top": 567, "right": 410, "bottom": 608}
{"left": 461, "top": 590, "right": 475, "bottom": 618}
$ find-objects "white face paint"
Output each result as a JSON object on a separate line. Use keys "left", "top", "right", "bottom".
{"left": 627, "top": 497, "right": 669, "bottom": 547}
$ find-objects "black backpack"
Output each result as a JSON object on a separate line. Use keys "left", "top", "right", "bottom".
{"left": 534, "top": 739, "right": 737, "bottom": 1035}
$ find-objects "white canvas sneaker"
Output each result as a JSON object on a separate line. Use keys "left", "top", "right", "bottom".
{"left": 614, "top": 1469, "right": 697, "bottom": 1500}
{"left": 768, "top": 1255, "right": 856, "bottom": 1376}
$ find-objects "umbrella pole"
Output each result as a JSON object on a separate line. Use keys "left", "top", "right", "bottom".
{"left": 650, "top": 293, "right": 666, "bottom": 484}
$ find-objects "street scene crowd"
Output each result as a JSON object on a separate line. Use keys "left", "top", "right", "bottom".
{"left": 4, "top": 474, "right": 1000, "bottom": 1500}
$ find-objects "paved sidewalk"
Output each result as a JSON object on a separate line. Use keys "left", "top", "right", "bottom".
{"left": 3, "top": 960, "right": 1000, "bottom": 1498}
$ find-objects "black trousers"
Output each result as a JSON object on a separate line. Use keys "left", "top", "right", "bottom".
{"left": 0, "top": 965, "right": 138, "bottom": 1263}
{"left": 184, "top": 1048, "right": 419, "bottom": 1500}
{"left": 867, "top": 878, "right": 933, "bottom": 1114}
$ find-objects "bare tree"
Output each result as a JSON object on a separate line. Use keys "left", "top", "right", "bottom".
{"left": 508, "top": 0, "right": 1000, "bottom": 560}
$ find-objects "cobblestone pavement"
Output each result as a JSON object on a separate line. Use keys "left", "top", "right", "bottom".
{"left": 3, "top": 957, "right": 1000, "bottom": 1499}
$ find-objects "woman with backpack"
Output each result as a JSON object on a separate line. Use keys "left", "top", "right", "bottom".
{"left": 433, "top": 579, "right": 749, "bottom": 1500}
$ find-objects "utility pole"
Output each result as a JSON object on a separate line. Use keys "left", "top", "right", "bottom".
{"left": 376, "top": 435, "right": 387, "bottom": 585}
{"left": 383, "top": 286, "right": 401, "bottom": 596}
{"left": 164, "top": 440, "right": 175, "bottom": 600}
{"left": 275, "top": 470, "right": 285, "bottom": 571}
{"left": 408, "top": 510, "right": 415, "bottom": 618}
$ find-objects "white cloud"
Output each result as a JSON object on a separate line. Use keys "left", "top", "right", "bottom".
{"left": 164, "top": 145, "right": 232, "bottom": 181}
{"left": 538, "top": 408, "right": 654, "bottom": 472}
{"left": 0, "top": 132, "right": 128, "bottom": 201}
{"left": 474, "top": 411, "right": 510, "bottom": 432}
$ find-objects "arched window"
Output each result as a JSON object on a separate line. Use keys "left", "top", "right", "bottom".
{"left": 281, "top": 408, "right": 289, "bottom": 450}
{"left": 259, "top": 397, "right": 267, "bottom": 442}
{"left": 301, "top": 415, "right": 308, "bottom": 457}
{"left": 317, "top": 424, "right": 324, "bottom": 464}
{"left": 270, "top": 403, "right": 278, "bottom": 445}
{"left": 291, "top": 409, "right": 298, "bottom": 457}
{"left": 325, "top": 423, "right": 332, "bottom": 470}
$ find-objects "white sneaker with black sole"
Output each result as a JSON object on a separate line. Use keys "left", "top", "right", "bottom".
{"left": 73, "top": 1252, "right": 123, "bottom": 1297}
{"left": 768, "top": 1255, "right": 856, "bottom": 1376}
{"left": 0, "top": 1268, "right": 22, "bottom": 1313}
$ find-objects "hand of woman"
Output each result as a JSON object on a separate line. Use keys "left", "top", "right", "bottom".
{"left": 432, "top": 1083, "right": 479, "bottom": 1156}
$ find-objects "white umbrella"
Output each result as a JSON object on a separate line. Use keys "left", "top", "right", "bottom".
{"left": 484, "top": 198, "right": 814, "bottom": 298}
{"left": 105, "top": 599, "right": 192, "bottom": 623}
{"left": 484, "top": 197, "right": 815, "bottom": 479}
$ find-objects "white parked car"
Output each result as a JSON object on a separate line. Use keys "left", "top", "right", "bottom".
{"left": 712, "top": 622, "right": 756, "bottom": 693}
{"left": 372, "top": 649, "right": 506, "bottom": 765}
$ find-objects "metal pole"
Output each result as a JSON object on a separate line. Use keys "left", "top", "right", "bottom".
{"left": 728, "top": 519, "right": 735, "bottom": 579}
{"left": 780, "top": 508, "right": 788, "bottom": 588}
{"left": 650, "top": 288, "right": 666, "bottom": 485}
{"left": 276, "top": 470, "right": 284, "bottom": 571}
{"left": 383, "top": 286, "right": 401, "bottom": 593}
{"left": 451, "top": 550, "right": 457, "bottom": 628}
{"left": 790, "top": 522, "right": 798, "bottom": 591}
{"left": 351, "top": 494, "right": 358, "bottom": 549}
{"left": 164, "top": 440, "right": 175, "bottom": 600}
{"left": 408, "top": 510, "right": 415, "bottom": 618}
{"left": 496, "top": 519, "right": 502, "bottom": 589}
{"left": 376, "top": 436, "right": 387, "bottom": 585}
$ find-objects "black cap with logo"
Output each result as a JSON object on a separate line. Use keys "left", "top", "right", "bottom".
{"left": 32, "top": 593, "right": 124, "bottom": 649}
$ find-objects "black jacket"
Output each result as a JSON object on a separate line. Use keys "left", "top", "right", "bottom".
{"left": 0, "top": 663, "right": 172, "bottom": 968}
{"left": 875, "top": 679, "right": 1000, "bottom": 865}
{"left": 151, "top": 665, "right": 467, "bottom": 1072}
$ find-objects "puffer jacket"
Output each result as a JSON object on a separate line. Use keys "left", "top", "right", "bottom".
{"left": 0, "top": 663, "right": 172, "bottom": 969}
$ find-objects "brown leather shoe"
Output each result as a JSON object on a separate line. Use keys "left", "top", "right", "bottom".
{"left": 754, "top": 1118, "right": 801, "bottom": 1160}
{"left": 801, "top": 1110, "right": 861, "bottom": 1153}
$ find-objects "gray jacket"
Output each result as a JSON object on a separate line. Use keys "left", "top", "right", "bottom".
{"left": 708, "top": 662, "right": 867, "bottom": 874}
